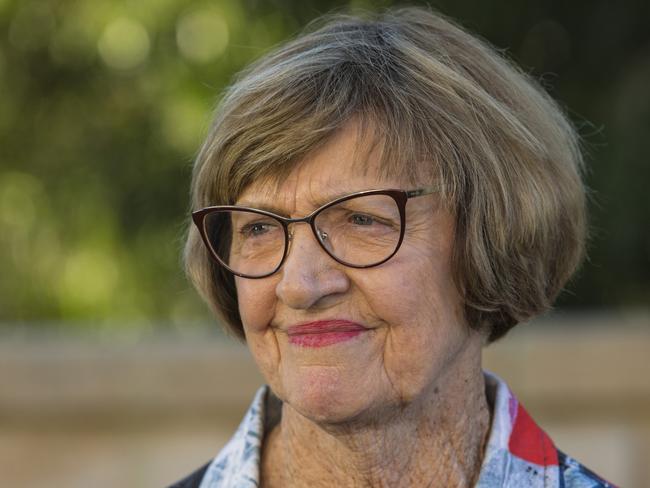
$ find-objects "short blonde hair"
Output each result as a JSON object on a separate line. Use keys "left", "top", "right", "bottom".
{"left": 184, "top": 6, "right": 587, "bottom": 343}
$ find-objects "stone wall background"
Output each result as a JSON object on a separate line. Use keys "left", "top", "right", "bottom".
{"left": 1, "top": 311, "right": 648, "bottom": 487}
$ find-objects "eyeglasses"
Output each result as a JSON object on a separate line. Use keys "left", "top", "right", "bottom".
{"left": 192, "top": 187, "right": 436, "bottom": 279}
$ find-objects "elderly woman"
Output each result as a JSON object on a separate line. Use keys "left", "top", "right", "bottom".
{"left": 174, "top": 7, "right": 615, "bottom": 488}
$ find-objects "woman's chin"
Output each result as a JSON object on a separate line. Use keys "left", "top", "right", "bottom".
{"left": 283, "top": 370, "right": 375, "bottom": 425}
{"left": 292, "top": 396, "right": 368, "bottom": 426}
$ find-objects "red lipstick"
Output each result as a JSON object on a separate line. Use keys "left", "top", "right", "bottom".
{"left": 286, "top": 320, "right": 367, "bottom": 348}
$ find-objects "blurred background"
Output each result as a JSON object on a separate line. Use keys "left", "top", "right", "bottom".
{"left": 0, "top": 0, "right": 648, "bottom": 486}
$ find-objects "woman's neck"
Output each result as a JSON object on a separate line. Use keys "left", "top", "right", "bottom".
{"left": 261, "top": 346, "right": 491, "bottom": 488}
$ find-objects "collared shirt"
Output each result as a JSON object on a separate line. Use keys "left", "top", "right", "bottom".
{"left": 193, "top": 371, "right": 616, "bottom": 488}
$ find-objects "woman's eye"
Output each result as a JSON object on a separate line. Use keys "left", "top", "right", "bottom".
{"left": 350, "top": 214, "right": 375, "bottom": 226}
{"left": 241, "top": 222, "right": 273, "bottom": 236}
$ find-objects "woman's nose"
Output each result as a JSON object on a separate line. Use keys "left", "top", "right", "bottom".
{"left": 275, "top": 224, "right": 349, "bottom": 310}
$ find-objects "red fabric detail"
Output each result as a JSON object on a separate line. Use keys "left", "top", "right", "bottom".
{"left": 508, "top": 404, "right": 559, "bottom": 466}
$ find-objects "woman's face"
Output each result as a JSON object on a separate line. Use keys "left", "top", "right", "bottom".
{"left": 234, "top": 124, "right": 481, "bottom": 424}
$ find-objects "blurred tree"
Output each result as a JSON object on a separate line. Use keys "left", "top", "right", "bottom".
{"left": 0, "top": 0, "right": 648, "bottom": 330}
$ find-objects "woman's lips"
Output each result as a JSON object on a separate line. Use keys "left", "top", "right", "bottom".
{"left": 286, "top": 320, "right": 367, "bottom": 348}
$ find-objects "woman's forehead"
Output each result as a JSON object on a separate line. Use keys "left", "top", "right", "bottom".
{"left": 235, "top": 161, "right": 404, "bottom": 211}
{"left": 235, "top": 122, "right": 407, "bottom": 208}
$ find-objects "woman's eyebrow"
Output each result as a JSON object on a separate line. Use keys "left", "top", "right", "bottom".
{"left": 236, "top": 188, "right": 376, "bottom": 215}
{"left": 310, "top": 190, "right": 361, "bottom": 207}
{"left": 233, "top": 201, "right": 289, "bottom": 215}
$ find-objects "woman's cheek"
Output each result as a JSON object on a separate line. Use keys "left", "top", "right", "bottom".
{"left": 361, "top": 258, "right": 423, "bottom": 319}
{"left": 236, "top": 278, "right": 284, "bottom": 392}
{"left": 235, "top": 278, "right": 276, "bottom": 333}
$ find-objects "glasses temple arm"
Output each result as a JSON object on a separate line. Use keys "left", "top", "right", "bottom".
{"left": 406, "top": 186, "right": 438, "bottom": 198}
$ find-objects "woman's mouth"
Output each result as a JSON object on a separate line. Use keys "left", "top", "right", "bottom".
{"left": 286, "top": 319, "right": 367, "bottom": 348}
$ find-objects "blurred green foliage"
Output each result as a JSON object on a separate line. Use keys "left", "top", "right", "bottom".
{"left": 0, "top": 0, "right": 648, "bottom": 329}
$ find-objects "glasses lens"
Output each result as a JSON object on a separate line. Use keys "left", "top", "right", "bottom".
{"left": 313, "top": 193, "right": 402, "bottom": 267}
{"left": 203, "top": 209, "right": 285, "bottom": 278}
